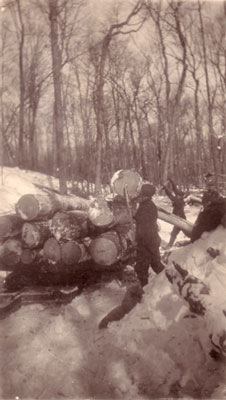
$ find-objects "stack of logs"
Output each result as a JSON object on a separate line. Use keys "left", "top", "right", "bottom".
{"left": 0, "top": 169, "right": 193, "bottom": 273}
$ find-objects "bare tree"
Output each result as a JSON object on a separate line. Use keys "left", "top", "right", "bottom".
{"left": 90, "top": 1, "right": 144, "bottom": 195}
{"left": 48, "top": 0, "right": 67, "bottom": 194}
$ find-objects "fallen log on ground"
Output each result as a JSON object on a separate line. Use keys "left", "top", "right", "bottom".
{"left": 0, "top": 214, "right": 23, "bottom": 241}
{"left": 89, "top": 231, "right": 128, "bottom": 266}
{"left": 15, "top": 193, "right": 92, "bottom": 221}
{"left": 21, "top": 221, "right": 52, "bottom": 248}
{"left": 157, "top": 210, "right": 193, "bottom": 237}
{"left": 0, "top": 238, "right": 22, "bottom": 266}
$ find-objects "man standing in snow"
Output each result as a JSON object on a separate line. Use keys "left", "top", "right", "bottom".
{"left": 162, "top": 178, "right": 186, "bottom": 248}
{"left": 134, "top": 183, "right": 165, "bottom": 287}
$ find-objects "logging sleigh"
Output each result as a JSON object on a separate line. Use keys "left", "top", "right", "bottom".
{"left": 1, "top": 169, "right": 216, "bottom": 317}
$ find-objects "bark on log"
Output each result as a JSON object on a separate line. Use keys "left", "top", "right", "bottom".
{"left": 0, "top": 238, "right": 22, "bottom": 266}
{"left": 111, "top": 169, "right": 143, "bottom": 199}
{"left": 61, "top": 241, "right": 90, "bottom": 265}
{"left": 43, "top": 237, "right": 62, "bottom": 263}
{"left": 67, "top": 210, "right": 89, "bottom": 237}
{"left": 21, "top": 221, "right": 52, "bottom": 248}
{"left": 50, "top": 211, "right": 82, "bottom": 242}
{"left": 0, "top": 214, "right": 23, "bottom": 240}
{"left": 89, "top": 231, "right": 127, "bottom": 266}
{"left": 15, "top": 193, "right": 91, "bottom": 221}
{"left": 157, "top": 210, "right": 193, "bottom": 237}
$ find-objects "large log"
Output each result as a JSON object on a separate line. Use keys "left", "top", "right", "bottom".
{"left": 89, "top": 231, "right": 127, "bottom": 266}
{"left": 61, "top": 241, "right": 90, "bottom": 265}
{"left": 20, "top": 248, "right": 47, "bottom": 265}
{"left": 111, "top": 169, "right": 143, "bottom": 199}
{"left": 157, "top": 210, "right": 193, "bottom": 237}
{"left": 15, "top": 193, "right": 91, "bottom": 221}
{"left": 0, "top": 238, "right": 22, "bottom": 266}
{"left": 0, "top": 214, "right": 23, "bottom": 240}
{"left": 88, "top": 197, "right": 137, "bottom": 228}
{"left": 43, "top": 237, "right": 90, "bottom": 266}
{"left": 43, "top": 237, "right": 62, "bottom": 263}
{"left": 50, "top": 211, "right": 82, "bottom": 242}
{"left": 21, "top": 221, "right": 52, "bottom": 248}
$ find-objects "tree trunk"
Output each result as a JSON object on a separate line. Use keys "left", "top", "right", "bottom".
{"left": 49, "top": 0, "right": 67, "bottom": 194}
{"left": 16, "top": 0, "right": 25, "bottom": 167}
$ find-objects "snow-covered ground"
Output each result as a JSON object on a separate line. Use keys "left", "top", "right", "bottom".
{"left": 0, "top": 167, "right": 226, "bottom": 399}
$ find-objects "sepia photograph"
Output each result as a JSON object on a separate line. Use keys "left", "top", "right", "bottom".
{"left": 0, "top": 0, "right": 226, "bottom": 398}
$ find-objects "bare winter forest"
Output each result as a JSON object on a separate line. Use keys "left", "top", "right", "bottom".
{"left": 0, "top": 0, "right": 226, "bottom": 193}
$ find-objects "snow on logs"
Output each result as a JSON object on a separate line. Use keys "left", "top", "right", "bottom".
{"left": 50, "top": 211, "right": 83, "bottom": 241}
{"left": 15, "top": 193, "right": 91, "bottom": 221}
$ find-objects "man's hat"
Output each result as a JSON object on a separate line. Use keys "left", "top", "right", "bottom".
{"left": 140, "top": 183, "right": 156, "bottom": 198}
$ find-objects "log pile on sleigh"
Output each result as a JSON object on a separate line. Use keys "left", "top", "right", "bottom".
{"left": 0, "top": 169, "right": 195, "bottom": 274}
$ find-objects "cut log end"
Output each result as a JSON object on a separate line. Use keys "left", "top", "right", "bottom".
{"left": 22, "top": 223, "right": 41, "bottom": 248}
{"left": 89, "top": 232, "right": 121, "bottom": 266}
{"left": 43, "top": 237, "right": 61, "bottom": 263}
{"left": 0, "top": 239, "right": 22, "bottom": 266}
{"left": 88, "top": 198, "right": 114, "bottom": 227}
{"left": 16, "top": 194, "right": 39, "bottom": 220}
{"left": 111, "top": 169, "right": 143, "bottom": 199}
{"left": 61, "top": 241, "right": 83, "bottom": 265}
{"left": 21, "top": 248, "right": 36, "bottom": 265}
{"left": 0, "top": 214, "right": 23, "bottom": 240}
{"left": 0, "top": 216, "right": 14, "bottom": 240}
